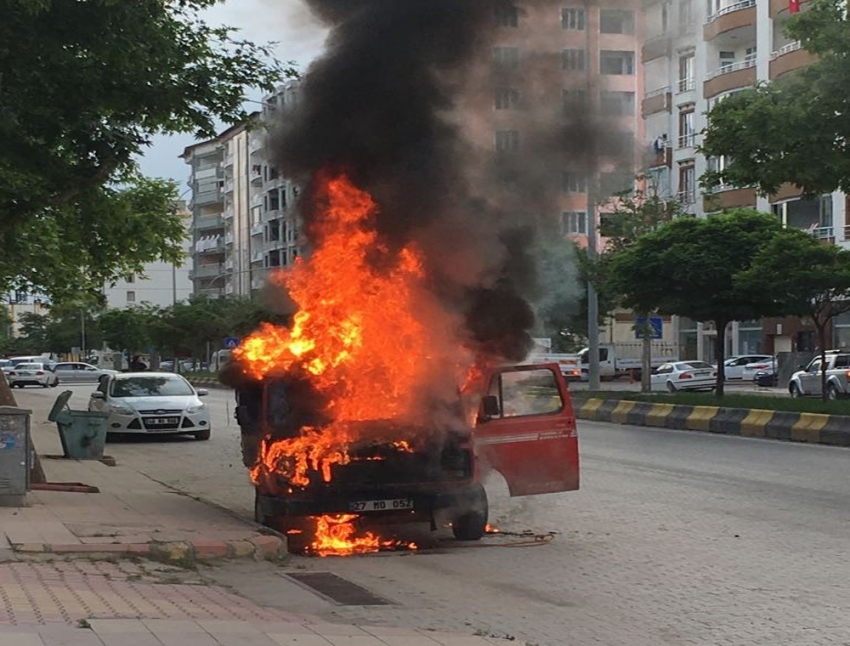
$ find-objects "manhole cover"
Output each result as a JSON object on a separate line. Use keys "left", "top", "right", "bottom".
{"left": 285, "top": 572, "right": 392, "bottom": 606}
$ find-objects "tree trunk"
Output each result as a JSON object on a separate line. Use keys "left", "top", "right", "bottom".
{"left": 816, "top": 322, "right": 829, "bottom": 402}
{"left": 714, "top": 320, "right": 728, "bottom": 398}
{"left": 640, "top": 313, "right": 652, "bottom": 393}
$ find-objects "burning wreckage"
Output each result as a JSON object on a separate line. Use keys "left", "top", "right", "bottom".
{"left": 219, "top": 0, "right": 599, "bottom": 555}
{"left": 221, "top": 176, "right": 580, "bottom": 556}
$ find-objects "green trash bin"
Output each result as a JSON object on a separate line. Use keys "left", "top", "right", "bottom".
{"left": 48, "top": 391, "right": 109, "bottom": 460}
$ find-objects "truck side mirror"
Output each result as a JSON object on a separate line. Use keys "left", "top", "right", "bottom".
{"left": 479, "top": 395, "right": 501, "bottom": 421}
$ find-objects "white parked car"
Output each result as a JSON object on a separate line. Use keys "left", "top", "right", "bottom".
{"left": 741, "top": 357, "right": 778, "bottom": 382}
{"left": 7, "top": 362, "right": 59, "bottom": 388}
{"left": 717, "top": 355, "right": 774, "bottom": 380}
{"left": 652, "top": 361, "right": 716, "bottom": 392}
{"left": 53, "top": 362, "right": 118, "bottom": 383}
{"left": 89, "top": 372, "right": 211, "bottom": 440}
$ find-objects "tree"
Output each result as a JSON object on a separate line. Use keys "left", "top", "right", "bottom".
{"left": 599, "top": 185, "right": 682, "bottom": 391}
{"left": 737, "top": 230, "right": 850, "bottom": 400}
{"left": 98, "top": 306, "right": 158, "bottom": 358}
{"left": 607, "top": 210, "right": 790, "bottom": 396}
{"left": 701, "top": 0, "right": 850, "bottom": 195}
{"left": 532, "top": 239, "right": 585, "bottom": 352}
{"left": 0, "top": 1, "right": 293, "bottom": 303}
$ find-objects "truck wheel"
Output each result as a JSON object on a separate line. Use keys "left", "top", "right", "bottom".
{"left": 193, "top": 429, "right": 211, "bottom": 441}
{"left": 241, "top": 433, "right": 260, "bottom": 468}
{"left": 790, "top": 383, "right": 802, "bottom": 398}
{"left": 452, "top": 486, "right": 489, "bottom": 541}
{"left": 828, "top": 384, "right": 840, "bottom": 400}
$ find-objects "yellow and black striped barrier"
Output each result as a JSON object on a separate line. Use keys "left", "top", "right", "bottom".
{"left": 574, "top": 398, "right": 850, "bottom": 447}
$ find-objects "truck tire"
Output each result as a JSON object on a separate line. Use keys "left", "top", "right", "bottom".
{"left": 241, "top": 433, "right": 260, "bottom": 468}
{"left": 828, "top": 384, "right": 840, "bottom": 400}
{"left": 789, "top": 383, "right": 802, "bottom": 398}
{"left": 193, "top": 429, "right": 211, "bottom": 441}
{"left": 451, "top": 485, "right": 489, "bottom": 541}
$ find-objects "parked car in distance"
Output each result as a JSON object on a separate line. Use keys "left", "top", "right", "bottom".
{"left": 7, "top": 362, "right": 59, "bottom": 388}
{"left": 0, "top": 359, "right": 12, "bottom": 374}
{"left": 717, "top": 355, "right": 774, "bottom": 380}
{"left": 652, "top": 361, "right": 716, "bottom": 392}
{"left": 741, "top": 357, "right": 778, "bottom": 382}
{"left": 788, "top": 351, "right": 850, "bottom": 399}
{"left": 53, "top": 362, "right": 118, "bottom": 383}
{"left": 88, "top": 372, "right": 211, "bottom": 440}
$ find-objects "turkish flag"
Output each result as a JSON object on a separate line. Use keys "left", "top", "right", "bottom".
{"left": 789, "top": 0, "right": 800, "bottom": 13}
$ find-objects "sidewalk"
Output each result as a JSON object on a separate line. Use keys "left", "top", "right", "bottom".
{"left": 0, "top": 561, "right": 518, "bottom": 645}
{"left": 0, "top": 391, "right": 283, "bottom": 563}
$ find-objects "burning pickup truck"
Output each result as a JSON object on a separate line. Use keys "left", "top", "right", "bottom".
{"left": 234, "top": 363, "right": 579, "bottom": 551}
{"left": 225, "top": 175, "right": 579, "bottom": 554}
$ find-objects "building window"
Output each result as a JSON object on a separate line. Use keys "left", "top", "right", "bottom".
{"left": 562, "top": 89, "right": 589, "bottom": 112}
{"left": 600, "top": 91, "right": 635, "bottom": 116}
{"left": 599, "top": 9, "right": 635, "bottom": 34}
{"left": 679, "top": 0, "right": 694, "bottom": 33}
{"left": 495, "top": 88, "right": 520, "bottom": 110}
{"left": 496, "top": 4, "right": 518, "bottom": 27}
{"left": 493, "top": 46, "right": 520, "bottom": 68}
{"left": 125, "top": 273, "right": 136, "bottom": 284}
{"left": 678, "top": 108, "right": 695, "bottom": 148}
{"left": 678, "top": 53, "right": 695, "bottom": 91}
{"left": 562, "top": 172, "right": 588, "bottom": 193}
{"left": 562, "top": 211, "right": 587, "bottom": 235}
{"left": 600, "top": 50, "right": 635, "bottom": 75}
{"left": 561, "top": 7, "right": 586, "bottom": 30}
{"left": 562, "top": 49, "right": 586, "bottom": 71}
{"left": 495, "top": 130, "right": 520, "bottom": 152}
{"left": 678, "top": 165, "right": 696, "bottom": 204}
{"left": 126, "top": 291, "right": 136, "bottom": 303}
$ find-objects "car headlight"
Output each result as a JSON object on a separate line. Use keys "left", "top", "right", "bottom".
{"left": 109, "top": 404, "right": 135, "bottom": 416}
{"left": 186, "top": 402, "right": 206, "bottom": 414}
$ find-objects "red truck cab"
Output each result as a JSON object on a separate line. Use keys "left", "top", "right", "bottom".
{"left": 237, "top": 362, "right": 578, "bottom": 543}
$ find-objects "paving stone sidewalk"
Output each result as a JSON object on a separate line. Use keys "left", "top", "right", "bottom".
{"left": 0, "top": 396, "right": 284, "bottom": 563}
{"left": 0, "top": 562, "right": 519, "bottom": 646}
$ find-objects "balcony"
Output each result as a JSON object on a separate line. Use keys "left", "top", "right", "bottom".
{"left": 642, "top": 86, "right": 672, "bottom": 116}
{"left": 704, "top": 0, "right": 756, "bottom": 41}
{"left": 224, "top": 233, "right": 234, "bottom": 246}
{"left": 703, "top": 186, "right": 757, "bottom": 211}
{"left": 642, "top": 32, "right": 672, "bottom": 62}
{"left": 251, "top": 168, "right": 264, "bottom": 185}
{"left": 224, "top": 179, "right": 234, "bottom": 194}
{"left": 249, "top": 136, "right": 264, "bottom": 155}
{"left": 194, "top": 214, "right": 224, "bottom": 231}
{"left": 810, "top": 226, "right": 834, "bottom": 242}
{"left": 676, "top": 77, "right": 695, "bottom": 94}
{"left": 769, "top": 41, "right": 815, "bottom": 79}
{"left": 677, "top": 133, "right": 695, "bottom": 150}
{"left": 770, "top": 0, "right": 810, "bottom": 17}
{"left": 646, "top": 146, "right": 673, "bottom": 169}
{"left": 251, "top": 223, "right": 264, "bottom": 236}
{"left": 263, "top": 208, "right": 282, "bottom": 223}
{"left": 195, "top": 239, "right": 225, "bottom": 255}
{"left": 225, "top": 258, "right": 234, "bottom": 271}
{"left": 223, "top": 207, "right": 233, "bottom": 221}
{"left": 192, "top": 264, "right": 221, "bottom": 279}
{"left": 193, "top": 189, "right": 223, "bottom": 207}
{"left": 704, "top": 59, "right": 756, "bottom": 98}
{"left": 677, "top": 189, "right": 696, "bottom": 206}
{"left": 252, "top": 251, "right": 265, "bottom": 263}
{"left": 251, "top": 194, "right": 264, "bottom": 209}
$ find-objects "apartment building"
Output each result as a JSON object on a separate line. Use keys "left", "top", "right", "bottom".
{"left": 182, "top": 83, "right": 302, "bottom": 300}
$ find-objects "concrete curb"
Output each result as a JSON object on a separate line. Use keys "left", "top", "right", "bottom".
{"left": 12, "top": 534, "right": 288, "bottom": 565}
{"left": 575, "top": 398, "right": 850, "bottom": 447}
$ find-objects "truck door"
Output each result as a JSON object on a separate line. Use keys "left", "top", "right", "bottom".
{"left": 473, "top": 364, "right": 579, "bottom": 496}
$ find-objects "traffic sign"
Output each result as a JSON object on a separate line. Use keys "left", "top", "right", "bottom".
{"left": 635, "top": 316, "right": 663, "bottom": 340}
{"left": 223, "top": 336, "right": 240, "bottom": 349}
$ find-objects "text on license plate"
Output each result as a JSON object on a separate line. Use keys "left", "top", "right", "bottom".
{"left": 146, "top": 417, "right": 179, "bottom": 425}
{"left": 349, "top": 498, "right": 414, "bottom": 512}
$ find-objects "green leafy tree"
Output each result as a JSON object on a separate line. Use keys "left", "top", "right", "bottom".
{"left": 98, "top": 306, "right": 159, "bottom": 359}
{"left": 608, "top": 210, "right": 790, "bottom": 396}
{"left": 600, "top": 185, "right": 683, "bottom": 391}
{"left": 532, "top": 239, "right": 585, "bottom": 352}
{"left": 701, "top": 0, "right": 850, "bottom": 195}
{"left": 737, "top": 231, "right": 850, "bottom": 400}
{"left": 16, "top": 312, "right": 48, "bottom": 353}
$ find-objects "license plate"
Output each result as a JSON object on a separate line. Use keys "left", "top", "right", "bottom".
{"left": 349, "top": 498, "right": 414, "bottom": 512}
{"left": 693, "top": 371, "right": 711, "bottom": 376}
{"left": 17, "top": 372, "right": 32, "bottom": 376}
{"left": 146, "top": 417, "right": 179, "bottom": 425}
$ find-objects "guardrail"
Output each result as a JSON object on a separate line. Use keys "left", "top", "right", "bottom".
{"left": 705, "top": 0, "right": 756, "bottom": 23}
{"left": 706, "top": 58, "right": 756, "bottom": 80}
{"left": 770, "top": 41, "right": 802, "bottom": 59}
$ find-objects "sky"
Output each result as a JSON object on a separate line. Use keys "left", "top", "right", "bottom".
{"left": 137, "top": 0, "right": 327, "bottom": 192}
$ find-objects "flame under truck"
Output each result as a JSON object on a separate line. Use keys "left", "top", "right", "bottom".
{"left": 235, "top": 363, "right": 580, "bottom": 543}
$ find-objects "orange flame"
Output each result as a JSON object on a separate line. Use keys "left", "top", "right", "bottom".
{"left": 309, "top": 515, "right": 417, "bottom": 557}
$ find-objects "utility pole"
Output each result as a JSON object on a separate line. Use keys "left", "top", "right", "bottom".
{"left": 585, "top": 0, "right": 600, "bottom": 391}
{"left": 80, "top": 310, "right": 86, "bottom": 360}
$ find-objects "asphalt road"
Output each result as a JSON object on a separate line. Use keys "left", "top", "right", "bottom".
{"left": 16, "top": 384, "right": 850, "bottom": 645}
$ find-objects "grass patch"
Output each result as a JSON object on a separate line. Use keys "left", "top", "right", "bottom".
{"left": 577, "top": 390, "right": 850, "bottom": 416}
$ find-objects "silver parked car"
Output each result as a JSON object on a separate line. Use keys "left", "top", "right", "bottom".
{"left": 53, "top": 362, "right": 118, "bottom": 383}
{"left": 651, "top": 361, "right": 716, "bottom": 392}
{"left": 88, "top": 372, "right": 211, "bottom": 440}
